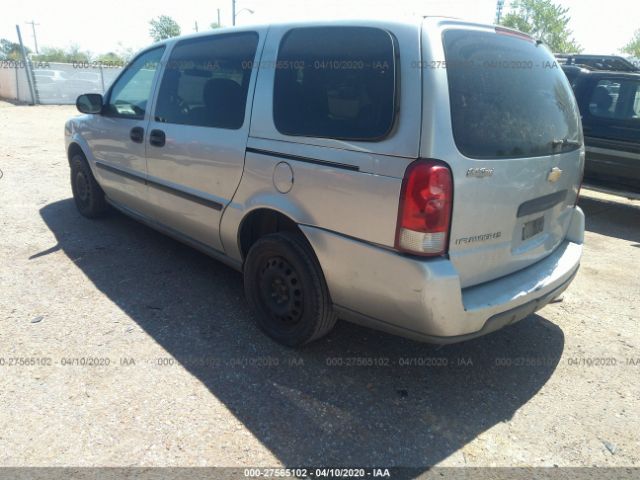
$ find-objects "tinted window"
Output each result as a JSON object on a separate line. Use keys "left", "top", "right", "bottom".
{"left": 274, "top": 27, "right": 396, "bottom": 140}
{"left": 154, "top": 32, "right": 258, "bottom": 129}
{"left": 589, "top": 80, "right": 621, "bottom": 118}
{"left": 589, "top": 79, "right": 640, "bottom": 120}
{"left": 106, "top": 47, "right": 164, "bottom": 118}
{"left": 443, "top": 30, "right": 581, "bottom": 159}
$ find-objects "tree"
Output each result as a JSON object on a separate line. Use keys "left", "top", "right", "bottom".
{"left": 149, "top": 15, "right": 181, "bottom": 42}
{"left": 622, "top": 29, "right": 640, "bottom": 58}
{"left": 0, "top": 38, "right": 28, "bottom": 61}
{"left": 95, "top": 51, "right": 127, "bottom": 67}
{"left": 500, "top": 0, "right": 582, "bottom": 53}
{"left": 31, "top": 46, "right": 67, "bottom": 62}
{"left": 31, "top": 45, "right": 90, "bottom": 63}
{"left": 65, "top": 44, "right": 91, "bottom": 62}
{"left": 115, "top": 42, "right": 136, "bottom": 63}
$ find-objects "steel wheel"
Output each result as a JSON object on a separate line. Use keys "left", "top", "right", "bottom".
{"left": 244, "top": 232, "right": 337, "bottom": 346}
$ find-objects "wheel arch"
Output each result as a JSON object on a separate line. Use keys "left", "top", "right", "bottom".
{"left": 237, "top": 207, "right": 310, "bottom": 261}
{"left": 67, "top": 141, "right": 85, "bottom": 165}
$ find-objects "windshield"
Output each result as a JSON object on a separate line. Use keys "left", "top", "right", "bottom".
{"left": 443, "top": 29, "right": 582, "bottom": 159}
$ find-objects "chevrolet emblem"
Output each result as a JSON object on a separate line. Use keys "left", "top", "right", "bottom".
{"left": 547, "top": 167, "right": 563, "bottom": 183}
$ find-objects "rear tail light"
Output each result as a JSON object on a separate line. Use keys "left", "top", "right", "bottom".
{"left": 395, "top": 160, "right": 453, "bottom": 256}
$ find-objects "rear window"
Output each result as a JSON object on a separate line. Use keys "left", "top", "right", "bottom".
{"left": 273, "top": 27, "right": 397, "bottom": 141}
{"left": 443, "top": 29, "right": 581, "bottom": 159}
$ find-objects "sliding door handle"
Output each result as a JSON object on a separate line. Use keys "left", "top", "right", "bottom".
{"left": 149, "top": 129, "right": 166, "bottom": 147}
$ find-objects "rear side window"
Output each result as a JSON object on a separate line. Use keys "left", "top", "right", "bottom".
{"left": 273, "top": 27, "right": 397, "bottom": 141}
{"left": 443, "top": 29, "right": 581, "bottom": 159}
{"left": 154, "top": 32, "right": 258, "bottom": 129}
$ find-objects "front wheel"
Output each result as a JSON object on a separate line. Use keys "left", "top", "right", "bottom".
{"left": 244, "top": 232, "right": 337, "bottom": 347}
{"left": 70, "top": 153, "right": 108, "bottom": 218}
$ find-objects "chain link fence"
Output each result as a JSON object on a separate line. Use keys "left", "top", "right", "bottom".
{"left": 0, "top": 61, "right": 123, "bottom": 104}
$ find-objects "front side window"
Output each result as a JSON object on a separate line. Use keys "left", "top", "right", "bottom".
{"left": 154, "top": 32, "right": 259, "bottom": 129}
{"left": 106, "top": 47, "right": 164, "bottom": 119}
{"left": 589, "top": 79, "right": 640, "bottom": 120}
{"left": 273, "top": 27, "right": 397, "bottom": 141}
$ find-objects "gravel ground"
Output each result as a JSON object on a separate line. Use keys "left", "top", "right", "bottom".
{"left": 0, "top": 102, "right": 638, "bottom": 469}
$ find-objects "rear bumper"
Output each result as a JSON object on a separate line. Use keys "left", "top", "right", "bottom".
{"left": 301, "top": 207, "right": 584, "bottom": 343}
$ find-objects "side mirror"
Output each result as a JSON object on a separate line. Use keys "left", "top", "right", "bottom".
{"left": 76, "top": 93, "right": 103, "bottom": 114}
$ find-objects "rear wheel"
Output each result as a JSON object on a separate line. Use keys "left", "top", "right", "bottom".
{"left": 70, "top": 153, "right": 108, "bottom": 218}
{"left": 244, "top": 232, "right": 337, "bottom": 346}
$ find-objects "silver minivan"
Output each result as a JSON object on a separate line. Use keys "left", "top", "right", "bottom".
{"left": 65, "top": 17, "right": 585, "bottom": 346}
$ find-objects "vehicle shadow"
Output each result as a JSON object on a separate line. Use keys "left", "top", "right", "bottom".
{"left": 39, "top": 199, "right": 565, "bottom": 468}
{"left": 579, "top": 195, "right": 640, "bottom": 244}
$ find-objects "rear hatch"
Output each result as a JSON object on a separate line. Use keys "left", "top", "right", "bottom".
{"left": 422, "top": 22, "right": 584, "bottom": 288}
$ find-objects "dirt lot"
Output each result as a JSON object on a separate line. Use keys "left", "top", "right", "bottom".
{"left": 0, "top": 102, "right": 639, "bottom": 469}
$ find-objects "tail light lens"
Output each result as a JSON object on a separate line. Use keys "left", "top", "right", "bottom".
{"left": 395, "top": 160, "right": 453, "bottom": 256}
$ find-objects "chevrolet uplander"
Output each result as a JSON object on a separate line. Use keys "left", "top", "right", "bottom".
{"left": 65, "top": 17, "right": 585, "bottom": 346}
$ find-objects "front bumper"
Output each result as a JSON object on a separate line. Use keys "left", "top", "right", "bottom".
{"left": 301, "top": 207, "right": 584, "bottom": 343}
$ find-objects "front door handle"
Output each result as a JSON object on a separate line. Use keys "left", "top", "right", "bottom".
{"left": 149, "top": 129, "right": 166, "bottom": 147}
{"left": 130, "top": 126, "right": 144, "bottom": 143}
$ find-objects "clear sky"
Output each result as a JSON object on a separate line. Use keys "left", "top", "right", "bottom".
{"left": 2, "top": 0, "right": 639, "bottom": 57}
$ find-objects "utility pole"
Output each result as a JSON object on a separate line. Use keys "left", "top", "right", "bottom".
{"left": 194, "top": 21, "right": 199, "bottom": 32}
{"left": 16, "top": 25, "right": 36, "bottom": 104}
{"left": 25, "top": 19, "right": 40, "bottom": 54}
{"left": 232, "top": 0, "right": 236, "bottom": 26}
{"left": 217, "top": 8, "right": 221, "bottom": 27}
{"left": 495, "top": 0, "right": 505, "bottom": 24}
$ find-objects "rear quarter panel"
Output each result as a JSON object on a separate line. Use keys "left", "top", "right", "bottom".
{"left": 222, "top": 20, "right": 424, "bottom": 260}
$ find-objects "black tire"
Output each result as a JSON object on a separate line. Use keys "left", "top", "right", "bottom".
{"left": 244, "top": 232, "right": 337, "bottom": 346}
{"left": 70, "top": 153, "right": 108, "bottom": 218}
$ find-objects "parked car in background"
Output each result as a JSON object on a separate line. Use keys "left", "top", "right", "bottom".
{"left": 33, "top": 69, "right": 70, "bottom": 100}
{"left": 556, "top": 54, "right": 640, "bottom": 73}
{"left": 65, "top": 19, "right": 585, "bottom": 346}
{"left": 33, "top": 75, "right": 64, "bottom": 100}
{"left": 561, "top": 65, "right": 592, "bottom": 87}
{"left": 68, "top": 71, "right": 103, "bottom": 94}
{"left": 563, "top": 67, "right": 640, "bottom": 191}
{"left": 33, "top": 69, "right": 69, "bottom": 83}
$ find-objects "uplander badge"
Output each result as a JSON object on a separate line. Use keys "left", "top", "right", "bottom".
{"left": 455, "top": 231, "right": 502, "bottom": 245}
{"left": 466, "top": 167, "right": 494, "bottom": 178}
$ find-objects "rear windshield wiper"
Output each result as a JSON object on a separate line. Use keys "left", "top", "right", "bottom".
{"left": 551, "top": 138, "right": 581, "bottom": 150}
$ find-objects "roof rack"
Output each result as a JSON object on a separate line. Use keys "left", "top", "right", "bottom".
{"left": 554, "top": 54, "right": 639, "bottom": 73}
